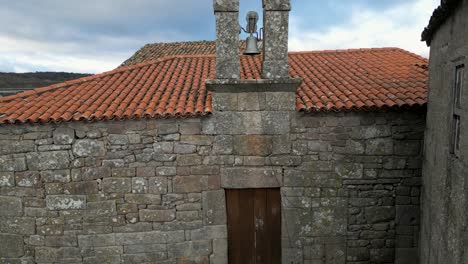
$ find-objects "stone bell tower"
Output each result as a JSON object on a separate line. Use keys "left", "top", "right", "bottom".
{"left": 206, "top": 2, "right": 301, "bottom": 263}
{"left": 212, "top": 0, "right": 292, "bottom": 80}
{"left": 206, "top": 0, "right": 302, "bottom": 179}
{"left": 207, "top": 0, "right": 301, "bottom": 135}
{"left": 206, "top": 0, "right": 301, "bottom": 136}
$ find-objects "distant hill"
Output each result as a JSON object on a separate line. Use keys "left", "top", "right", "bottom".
{"left": 0, "top": 72, "right": 91, "bottom": 89}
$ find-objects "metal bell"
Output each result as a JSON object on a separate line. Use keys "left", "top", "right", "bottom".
{"left": 244, "top": 35, "right": 261, "bottom": 55}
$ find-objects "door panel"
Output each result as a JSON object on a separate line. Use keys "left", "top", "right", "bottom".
{"left": 226, "top": 188, "right": 281, "bottom": 264}
{"left": 254, "top": 189, "right": 267, "bottom": 264}
{"left": 266, "top": 189, "right": 281, "bottom": 264}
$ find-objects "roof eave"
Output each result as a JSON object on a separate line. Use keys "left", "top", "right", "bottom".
{"left": 421, "top": 0, "right": 463, "bottom": 46}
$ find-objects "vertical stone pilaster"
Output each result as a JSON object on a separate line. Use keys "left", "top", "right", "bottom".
{"left": 214, "top": 0, "right": 240, "bottom": 79}
{"left": 262, "top": 0, "right": 291, "bottom": 79}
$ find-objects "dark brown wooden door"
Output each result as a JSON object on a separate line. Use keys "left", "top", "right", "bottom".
{"left": 226, "top": 188, "right": 281, "bottom": 264}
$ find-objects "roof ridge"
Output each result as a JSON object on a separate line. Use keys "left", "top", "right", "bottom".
{"left": 126, "top": 47, "right": 425, "bottom": 58}
{"left": 145, "top": 40, "right": 215, "bottom": 45}
{"left": 0, "top": 54, "right": 216, "bottom": 103}
{"left": 289, "top": 47, "right": 403, "bottom": 54}
{"left": 289, "top": 47, "right": 428, "bottom": 62}
{"left": 392, "top": 48, "right": 429, "bottom": 62}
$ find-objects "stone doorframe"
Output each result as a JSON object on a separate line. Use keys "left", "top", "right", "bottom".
{"left": 202, "top": 167, "right": 284, "bottom": 263}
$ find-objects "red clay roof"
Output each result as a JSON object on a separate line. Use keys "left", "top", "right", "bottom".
{"left": 0, "top": 48, "right": 428, "bottom": 124}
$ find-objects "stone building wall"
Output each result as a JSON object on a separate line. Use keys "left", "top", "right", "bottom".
{"left": 421, "top": 1, "right": 468, "bottom": 263}
{"left": 0, "top": 108, "right": 424, "bottom": 264}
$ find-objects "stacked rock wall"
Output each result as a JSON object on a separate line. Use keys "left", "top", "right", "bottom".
{"left": 0, "top": 109, "right": 424, "bottom": 263}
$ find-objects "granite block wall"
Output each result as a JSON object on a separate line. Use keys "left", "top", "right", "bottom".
{"left": 421, "top": 1, "right": 468, "bottom": 263}
{"left": 0, "top": 107, "right": 424, "bottom": 263}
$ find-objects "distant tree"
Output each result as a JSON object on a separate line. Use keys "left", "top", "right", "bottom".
{"left": 0, "top": 72, "right": 91, "bottom": 89}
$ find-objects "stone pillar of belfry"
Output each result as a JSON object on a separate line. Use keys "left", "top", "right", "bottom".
{"left": 262, "top": 0, "right": 291, "bottom": 79}
{"left": 213, "top": 0, "right": 241, "bottom": 79}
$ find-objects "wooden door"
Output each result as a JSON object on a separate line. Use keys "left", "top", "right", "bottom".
{"left": 226, "top": 188, "right": 281, "bottom": 264}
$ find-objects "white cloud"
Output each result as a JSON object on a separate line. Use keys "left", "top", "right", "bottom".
{"left": 0, "top": 0, "right": 207, "bottom": 73}
{"left": 0, "top": 53, "right": 124, "bottom": 73}
{"left": 0, "top": 35, "right": 128, "bottom": 73}
{"left": 289, "top": 0, "right": 439, "bottom": 57}
{"left": 0, "top": 31, "right": 190, "bottom": 73}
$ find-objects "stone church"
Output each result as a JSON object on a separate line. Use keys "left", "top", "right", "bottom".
{"left": 0, "top": 0, "right": 462, "bottom": 263}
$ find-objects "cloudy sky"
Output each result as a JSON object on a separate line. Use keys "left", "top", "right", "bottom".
{"left": 0, "top": 0, "right": 439, "bottom": 74}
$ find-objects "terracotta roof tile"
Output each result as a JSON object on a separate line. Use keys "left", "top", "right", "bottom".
{"left": 122, "top": 41, "right": 232, "bottom": 67}
{"left": 0, "top": 48, "right": 428, "bottom": 124}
